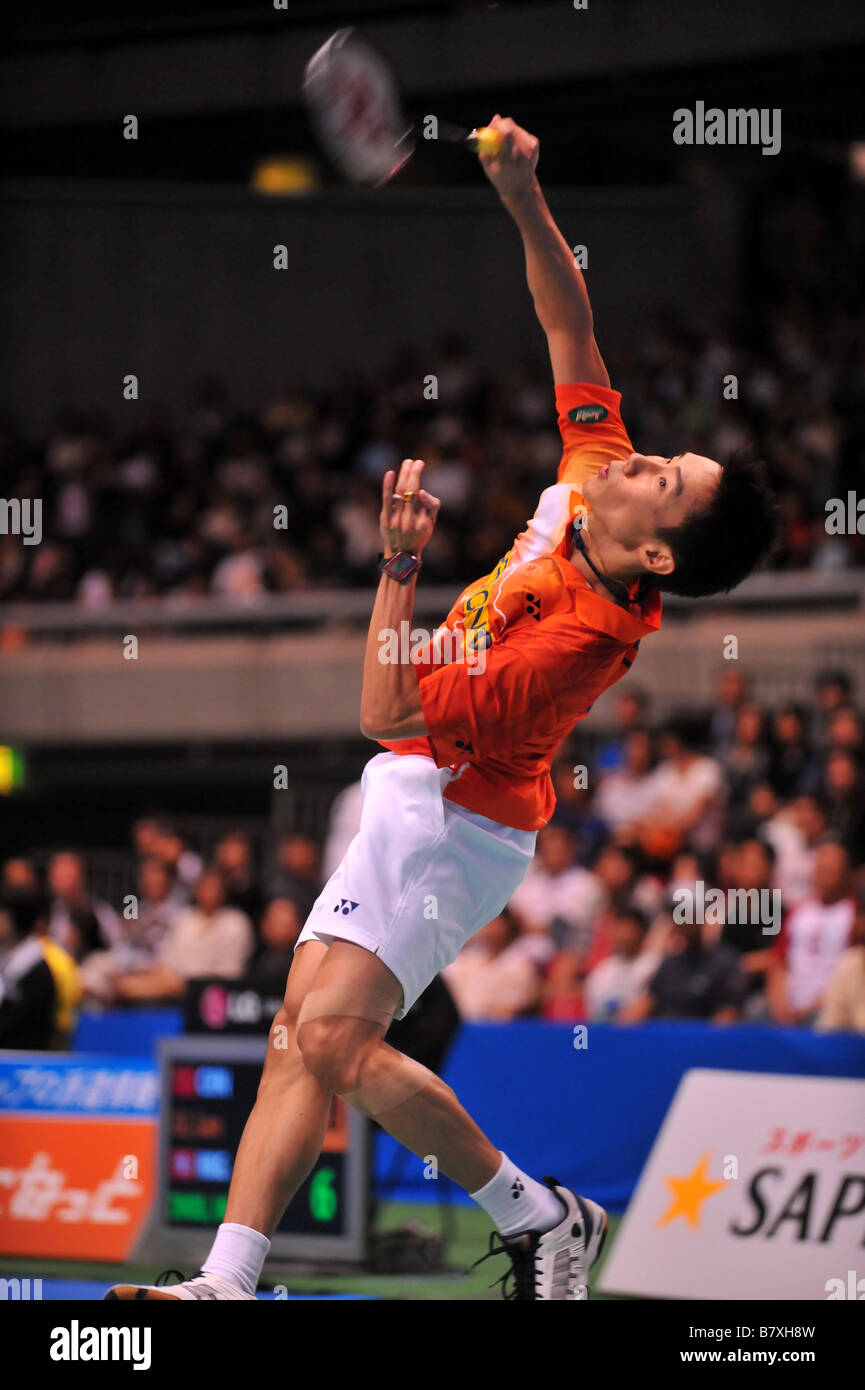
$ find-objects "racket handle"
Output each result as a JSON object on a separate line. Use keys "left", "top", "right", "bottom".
{"left": 471, "top": 126, "right": 503, "bottom": 158}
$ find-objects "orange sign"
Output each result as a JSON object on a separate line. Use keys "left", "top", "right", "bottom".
{"left": 0, "top": 1117, "right": 156, "bottom": 1259}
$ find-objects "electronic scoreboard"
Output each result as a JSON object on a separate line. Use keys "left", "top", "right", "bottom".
{"left": 151, "top": 1037, "right": 370, "bottom": 1263}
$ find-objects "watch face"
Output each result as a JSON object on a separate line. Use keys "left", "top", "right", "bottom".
{"left": 386, "top": 552, "right": 419, "bottom": 580}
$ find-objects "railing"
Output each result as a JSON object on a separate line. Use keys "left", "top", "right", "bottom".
{"left": 3, "top": 569, "right": 864, "bottom": 639}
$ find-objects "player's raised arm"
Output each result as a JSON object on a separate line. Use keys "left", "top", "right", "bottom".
{"left": 480, "top": 115, "right": 609, "bottom": 389}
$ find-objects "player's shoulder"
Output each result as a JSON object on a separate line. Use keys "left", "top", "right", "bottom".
{"left": 506, "top": 551, "right": 570, "bottom": 597}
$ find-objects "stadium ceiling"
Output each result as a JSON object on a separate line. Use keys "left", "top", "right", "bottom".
{"left": 1, "top": 0, "right": 863, "bottom": 185}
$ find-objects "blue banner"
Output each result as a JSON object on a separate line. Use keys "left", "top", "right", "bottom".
{"left": 375, "top": 1021, "right": 865, "bottom": 1210}
{"left": 0, "top": 1054, "right": 158, "bottom": 1117}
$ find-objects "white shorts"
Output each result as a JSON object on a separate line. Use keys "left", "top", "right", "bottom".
{"left": 296, "top": 752, "right": 537, "bottom": 1018}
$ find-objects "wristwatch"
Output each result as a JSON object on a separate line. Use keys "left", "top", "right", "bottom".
{"left": 378, "top": 551, "right": 422, "bottom": 584}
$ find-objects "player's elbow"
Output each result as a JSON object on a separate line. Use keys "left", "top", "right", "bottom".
{"left": 359, "top": 707, "right": 385, "bottom": 741}
{"left": 360, "top": 702, "right": 398, "bottom": 741}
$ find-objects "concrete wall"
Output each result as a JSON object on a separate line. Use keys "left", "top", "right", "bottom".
{"left": 2, "top": 608, "right": 863, "bottom": 745}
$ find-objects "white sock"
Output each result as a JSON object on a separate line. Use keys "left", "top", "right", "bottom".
{"left": 470, "top": 1152, "right": 563, "bottom": 1238}
{"left": 200, "top": 1222, "right": 271, "bottom": 1295}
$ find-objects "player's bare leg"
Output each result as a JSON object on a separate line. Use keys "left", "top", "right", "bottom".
{"left": 294, "top": 941, "right": 501, "bottom": 1191}
{"left": 293, "top": 942, "right": 607, "bottom": 1299}
{"left": 223, "top": 940, "right": 333, "bottom": 1234}
{"left": 106, "top": 941, "right": 334, "bottom": 1300}
{"left": 108, "top": 936, "right": 604, "bottom": 1300}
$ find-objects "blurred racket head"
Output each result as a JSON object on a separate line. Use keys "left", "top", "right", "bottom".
{"left": 302, "top": 28, "right": 413, "bottom": 187}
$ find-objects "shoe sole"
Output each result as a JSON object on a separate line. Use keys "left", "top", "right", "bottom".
{"left": 574, "top": 1195, "right": 609, "bottom": 1300}
{"left": 104, "top": 1286, "right": 180, "bottom": 1301}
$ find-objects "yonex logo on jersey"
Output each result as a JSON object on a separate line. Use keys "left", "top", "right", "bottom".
{"left": 567, "top": 404, "right": 608, "bottom": 425}
{"left": 334, "top": 899, "right": 359, "bottom": 915}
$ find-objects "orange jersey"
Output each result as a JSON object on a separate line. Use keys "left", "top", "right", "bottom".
{"left": 380, "top": 382, "right": 661, "bottom": 830}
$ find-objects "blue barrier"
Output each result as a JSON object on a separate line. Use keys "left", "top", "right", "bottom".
{"left": 72, "top": 1008, "right": 183, "bottom": 1056}
{"left": 375, "top": 1021, "right": 865, "bottom": 1210}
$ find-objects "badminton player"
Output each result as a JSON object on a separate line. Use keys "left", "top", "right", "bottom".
{"left": 107, "top": 117, "right": 777, "bottom": 1302}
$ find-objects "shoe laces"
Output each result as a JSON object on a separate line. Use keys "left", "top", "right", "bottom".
{"left": 469, "top": 1230, "right": 538, "bottom": 1301}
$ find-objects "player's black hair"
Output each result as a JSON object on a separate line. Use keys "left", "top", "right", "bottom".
{"left": 655, "top": 449, "right": 779, "bottom": 599}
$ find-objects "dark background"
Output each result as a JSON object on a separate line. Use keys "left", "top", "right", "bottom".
{"left": 2, "top": 0, "right": 864, "bottom": 430}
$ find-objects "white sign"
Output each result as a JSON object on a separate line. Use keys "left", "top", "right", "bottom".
{"left": 600, "top": 1069, "right": 865, "bottom": 1301}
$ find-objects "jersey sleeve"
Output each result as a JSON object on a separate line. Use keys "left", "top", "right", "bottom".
{"left": 555, "top": 381, "right": 634, "bottom": 486}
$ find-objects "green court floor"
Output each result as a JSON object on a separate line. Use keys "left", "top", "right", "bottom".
{"left": 1, "top": 1204, "right": 625, "bottom": 1301}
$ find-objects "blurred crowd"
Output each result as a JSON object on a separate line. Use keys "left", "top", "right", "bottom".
{"left": 2, "top": 666, "right": 864, "bottom": 1050}
{"left": 1, "top": 297, "right": 864, "bottom": 606}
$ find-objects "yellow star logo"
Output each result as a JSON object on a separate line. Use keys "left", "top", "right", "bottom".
{"left": 657, "top": 1152, "right": 726, "bottom": 1230}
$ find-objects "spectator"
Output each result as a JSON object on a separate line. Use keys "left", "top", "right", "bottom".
{"left": 78, "top": 856, "right": 186, "bottom": 1003}
{"left": 214, "top": 831, "right": 261, "bottom": 924}
{"left": 0, "top": 887, "right": 59, "bottom": 1049}
{"left": 768, "top": 841, "right": 855, "bottom": 1025}
{"left": 247, "top": 898, "right": 303, "bottom": 996}
{"left": 769, "top": 703, "right": 816, "bottom": 800}
{"left": 826, "top": 706, "right": 864, "bottom": 758}
{"left": 719, "top": 703, "right": 771, "bottom": 809}
{"left": 593, "top": 731, "right": 656, "bottom": 833}
{"left": 116, "top": 867, "right": 254, "bottom": 1001}
{"left": 509, "top": 825, "right": 604, "bottom": 956}
{"left": 634, "top": 720, "right": 725, "bottom": 859}
{"left": 584, "top": 907, "right": 661, "bottom": 1021}
{"left": 2, "top": 857, "right": 39, "bottom": 892}
{"left": 816, "top": 890, "right": 865, "bottom": 1033}
{"left": 725, "top": 780, "right": 779, "bottom": 843}
{"left": 547, "top": 762, "right": 607, "bottom": 862}
{"left": 152, "top": 827, "right": 203, "bottom": 891}
{"left": 594, "top": 686, "right": 651, "bottom": 773}
{"left": 46, "top": 850, "right": 121, "bottom": 961}
{"left": 719, "top": 838, "right": 778, "bottom": 1010}
{"left": 812, "top": 671, "right": 854, "bottom": 753}
{"left": 623, "top": 917, "right": 745, "bottom": 1022}
{"left": 764, "top": 792, "right": 830, "bottom": 908}
{"left": 823, "top": 750, "right": 865, "bottom": 864}
{"left": 709, "top": 668, "right": 750, "bottom": 756}
{"left": 268, "top": 834, "right": 322, "bottom": 920}
{"left": 443, "top": 911, "right": 542, "bottom": 1021}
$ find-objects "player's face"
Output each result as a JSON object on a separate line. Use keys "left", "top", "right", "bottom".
{"left": 582, "top": 451, "right": 722, "bottom": 580}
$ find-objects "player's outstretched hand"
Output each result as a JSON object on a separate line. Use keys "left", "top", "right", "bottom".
{"left": 478, "top": 115, "right": 539, "bottom": 200}
{"left": 380, "top": 459, "right": 440, "bottom": 556}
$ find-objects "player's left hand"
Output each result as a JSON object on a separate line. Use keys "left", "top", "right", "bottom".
{"left": 380, "top": 459, "right": 440, "bottom": 556}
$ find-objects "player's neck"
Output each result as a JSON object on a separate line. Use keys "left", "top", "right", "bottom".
{"left": 569, "top": 524, "right": 634, "bottom": 607}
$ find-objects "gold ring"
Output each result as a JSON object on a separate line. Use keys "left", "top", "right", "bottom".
{"left": 394, "top": 491, "right": 416, "bottom": 502}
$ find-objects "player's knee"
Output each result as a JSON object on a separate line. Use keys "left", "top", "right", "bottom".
{"left": 296, "top": 1016, "right": 371, "bottom": 1094}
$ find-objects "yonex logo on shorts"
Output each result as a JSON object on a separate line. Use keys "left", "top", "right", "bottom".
{"left": 334, "top": 898, "right": 359, "bottom": 915}
{"left": 567, "top": 404, "right": 608, "bottom": 425}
